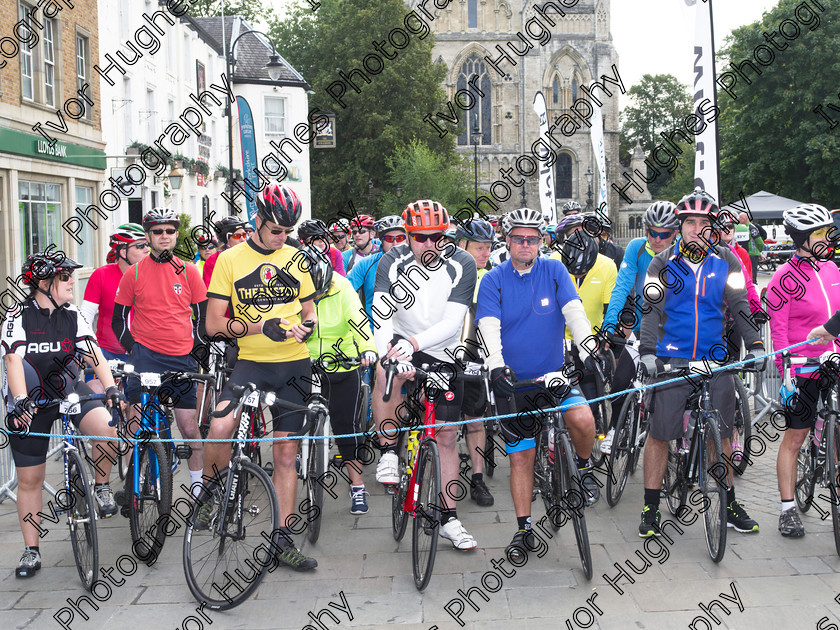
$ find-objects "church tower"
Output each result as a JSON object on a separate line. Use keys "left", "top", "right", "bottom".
{"left": 414, "top": 0, "right": 622, "bottom": 223}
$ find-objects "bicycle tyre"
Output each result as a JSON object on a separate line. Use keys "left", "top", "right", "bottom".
{"left": 483, "top": 419, "right": 497, "bottom": 478}
{"left": 827, "top": 418, "right": 840, "bottom": 556}
{"left": 183, "top": 460, "right": 280, "bottom": 611}
{"left": 700, "top": 415, "right": 727, "bottom": 563}
{"left": 556, "top": 429, "right": 592, "bottom": 579}
{"left": 732, "top": 377, "right": 752, "bottom": 476}
{"left": 795, "top": 434, "right": 816, "bottom": 513}
{"left": 128, "top": 440, "right": 173, "bottom": 561}
{"left": 630, "top": 406, "right": 648, "bottom": 475}
{"left": 663, "top": 441, "right": 688, "bottom": 516}
{"left": 67, "top": 449, "right": 99, "bottom": 589}
{"left": 306, "top": 432, "right": 326, "bottom": 544}
{"left": 412, "top": 439, "right": 441, "bottom": 591}
{"left": 536, "top": 427, "right": 558, "bottom": 528}
{"left": 392, "top": 442, "right": 410, "bottom": 542}
{"left": 606, "top": 393, "right": 635, "bottom": 507}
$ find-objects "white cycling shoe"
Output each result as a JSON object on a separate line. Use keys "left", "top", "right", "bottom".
{"left": 375, "top": 451, "right": 399, "bottom": 485}
{"left": 439, "top": 518, "right": 477, "bottom": 550}
{"left": 600, "top": 428, "right": 615, "bottom": 454}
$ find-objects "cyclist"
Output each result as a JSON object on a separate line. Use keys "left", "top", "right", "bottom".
{"left": 455, "top": 218, "right": 495, "bottom": 507}
{"left": 343, "top": 214, "right": 379, "bottom": 272}
{"left": 81, "top": 224, "right": 149, "bottom": 364}
{"left": 598, "top": 222, "right": 624, "bottom": 269}
{"left": 112, "top": 208, "right": 207, "bottom": 492}
{"left": 372, "top": 199, "right": 478, "bottom": 550}
{"left": 195, "top": 237, "right": 217, "bottom": 275}
{"left": 638, "top": 188, "right": 766, "bottom": 538}
{"left": 562, "top": 200, "right": 582, "bottom": 216}
{"left": 200, "top": 182, "right": 319, "bottom": 570}
{"left": 202, "top": 215, "right": 250, "bottom": 287}
{"left": 735, "top": 212, "right": 766, "bottom": 283}
{"left": 4, "top": 252, "right": 121, "bottom": 578}
{"left": 329, "top": 219, "right": 352, "bottom": 253}
{"left": 600, "top": 202, "right": 679, "bottom": 453}
{"left": 347, "top": 215, "right": 406, "bottom": 323}
{"left": 767, "top": 204, "right": 840, "bottom": 538}
{"left": 476, "top": 208, "right": 600, "bottom": 557}
{"left": 303, "top": 247, "right": 377, "bottom": 514}
{"left": 298, "top": 219, "right": 346, "bottom": 277}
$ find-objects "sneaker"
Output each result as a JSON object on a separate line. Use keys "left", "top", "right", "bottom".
{"left": 727, "top": 499, "right": 759, "bottom": 533}
{"left": 276, "top": 545, "right": 318, "bottom": 571}
{"left": 15, "top": 548, "right": 41, "bottom": 578}
{"left": 470, "top": 478, "right": 494, "bottom": 507}
{"left": 192, "top": 492, "right": 219, "bottom": 531}
{"left": 350, "top": 488, "right": 369, "bottom": 515}
{"left": 639, "top": 504, "right": 661, "bottom": 538}
{"left": 779, "top": 508, "right": 805, "bottom": 538}
{"left": 94, "top": 484, "right": 118, "bottom": 518}
{"left": 506, "top": 529, "right": 535, "bottom": 563}
{"left": 600, "top": 428, "right": 615, "bottom": 454}
{"left": 375, "top": 451, "right": 399, "bottom": 485}
{"left": 439, "top": 518, "right": 477, "bottom": 550}
{"left": 578, "top": 467, "right": 601, "bottom": 506}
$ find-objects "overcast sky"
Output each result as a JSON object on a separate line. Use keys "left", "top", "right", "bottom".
{"left": 267, "top": 0, "right": 780, "bottom": 107}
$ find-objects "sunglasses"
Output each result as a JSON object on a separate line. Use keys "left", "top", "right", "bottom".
{"left": 229, "top": 231, "right": 248, "bottom": 240}
{"left": 56, "top": 271, "right": 73, "bottom": 282}
{"left": 382, "top": 233, "right": 407, "bottom": 243}
{"left": 411, "top": 232, "right": 445, "bottom": 244}
{"left": 131, "top": 242, "right": 150, "bottom": 250}
{"left": 351, "top": 228, "right": 370, "bottom": 235}
{"left": 810, "top": 227, "right": 832, "bottom": 239}
{"left": 332, "top": 232, "right": 349, "bottom": 238}
{"left": 198, "top": 243, "right": 217, "bottom": 250}
{"left": 648, "top": 229, "right": 675, "bottom": 240}
{"left": 151, "top": 228, "right": 177, "bottom": 236}
{"left": 267, "top": 227, "right": 294, "bottom": 236}
{"left": 509, "top": 235, "right": 542, "bottom": 246}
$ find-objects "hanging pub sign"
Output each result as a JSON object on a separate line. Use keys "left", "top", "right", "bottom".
{"left": 313, "top": 113, "right": 336, "bottom": 149}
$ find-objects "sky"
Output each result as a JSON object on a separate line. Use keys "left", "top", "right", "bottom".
{"left": 267, "top": 0, "right": 781, "bottom": 108}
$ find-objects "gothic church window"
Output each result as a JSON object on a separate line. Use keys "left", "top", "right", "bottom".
{"left": 457, "top": 55, "right": 492, "bottom": 146}
{"left": 555, "top": 153, "right": 573, "bottom": 199}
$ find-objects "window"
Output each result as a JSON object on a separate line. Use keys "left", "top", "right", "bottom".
{"left": 264, "top": 97, "right": 286, "bottom": 136}
{"left": 552, "top": 77, "right": 559, "bottom": 105}
{"left": 456, "top": 56, "right": 491, "bottom": 146}
{"left": 468, "top": 0, "right": 477, "bottom": 28}
{"left": 75, "top": 186, "right": 94, "bottom": 268}
{"left": 572, "top": 78, "right": 578, "bottom": 103}
{"left": 555, "top": 154, "right": 573, "bottom": 200}
{"left": 76, "top": 34, "right": 89, "bottom": 117}
{"left": 43, "top": 18, "right": 55, "bottom": 106}
{"left": 19, "top": 4, "right": 34, "bottom": 100}
{"left": 19, "top": 180, "right": 61, "bottom": 259}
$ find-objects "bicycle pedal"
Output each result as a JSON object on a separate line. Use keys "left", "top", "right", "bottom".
{"left": 263, "top": 463, "right": 274, "bottom": 476}
{"left": 120, "top": 504, "right": 130, "bottom": 518}
{"left": 384, "top": 484, "right": 396, "bottom": 495}
{"left": 175, "top": 445, "right": 193, "bottom": 460}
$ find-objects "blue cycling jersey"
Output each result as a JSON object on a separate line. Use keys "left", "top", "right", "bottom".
{"left": 603, "top": 237, "right": 652, "bottom": 334}
{"left": 347, "top": 251, "right": 383, "bottom": 326}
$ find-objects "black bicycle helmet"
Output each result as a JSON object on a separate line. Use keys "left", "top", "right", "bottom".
{"left": 142, "top": 207, "right": 180, "bottom": 231}
{"left": 303, "top": 246, "right": 333, "bottom": 297}
{"left": 298, "top": 219, "right": 330, "bottom": 243}
{"left": 455, "top": 218, "right": 494, "bottom": 243}
{"left": 22, "top": 252, "right": 82, "bottom": 287}
{"left": 214, "top": 215, "right": 249, "bottom": 241}
{"left": 561, "top": 232, "right": 599, "bottom": 276}
{"left": 256, "top": 183, "right": 302, "bottom": 227}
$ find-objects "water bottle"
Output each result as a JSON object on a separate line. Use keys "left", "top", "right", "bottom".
{"left": 406, "top": 430, "right": 420, "bottom": 475}
{"left": 548, "top": 427, "right": 556, "bottom": 464}
{"left": 815, "top": 414, "right": 826, "bottom": 445}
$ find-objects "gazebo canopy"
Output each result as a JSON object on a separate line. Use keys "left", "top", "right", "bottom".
{"left": 720, "top": 190, "right": 804, "bottom": 221}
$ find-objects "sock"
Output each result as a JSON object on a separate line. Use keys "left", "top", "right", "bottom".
{"left": 440, "top": 508, "right": 456, "bottom": 525}
{"left": 27, "top": 545, "right": 40, "bottom": 554}
{"left": 350, "top": 484, "right": 364, "bottom": 494}
{"left": 275, "top": 526, "right": 294, "bottom": 550}
{"left": 726, "top": 486, "right": 736, "bottom": 505}
{"left": 379, "top": 443, "right": 396, "bottom": 454}
{"left": 781, "top": 499, "right": 795, "bottom": 514}
{"left": 94, "top": 481, "right": 108, "bottom": 488}
{"left": 576, "top": 454, "right": 589, "bottom": 470}
{"left": 517, "top": 515, "right": 532, "bottom": 531}
{"left": 471, "top": 472, "right": 483, "bottom": 485}
{"left": 189, "top": 469, "right": 203, "bottom": 497}
{"left": 644, "top": 488, "right": 660, "bottom": 507}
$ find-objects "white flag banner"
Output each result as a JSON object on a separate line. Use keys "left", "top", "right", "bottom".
{"left": 689, "top": 0, "right": 719, "bottom": 203}
{"left": 533, "top": 91, "right": 556, "bottom": 223}
{"left": 589, "top": 97, "right": 608, "bottom": 216}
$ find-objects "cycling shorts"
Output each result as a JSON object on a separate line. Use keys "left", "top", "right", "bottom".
{"left": 220, "top": 358, "right": 311, "bottom": 433}
{"left": 124, "top": 343, "right": 198, "bottom": 408}
{"left": 494, "top": 384, "right": 588, "bottom": 454}
{"left": 648, "top": 368, "right": 735, "bottom": 441}
{"left": 782, "top": 376, "right": 828, "bottom": 431}
{"left": 460, "top": 378, "right": 487, "bottom": 418}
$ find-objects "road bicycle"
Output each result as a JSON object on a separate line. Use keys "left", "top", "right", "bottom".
{"left": 660, "top": 361, "right": 732, "bottom": 563}
{"left": 183, "top": 382, "right": 326, "bottom": 610}
{"left": 385, "top": 359, "right": 487, "bottom": 590}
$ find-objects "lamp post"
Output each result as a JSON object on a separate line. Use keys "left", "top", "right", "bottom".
{"left": 471, "top": 119, "right": 482, "bottom": 204}
{"left": 396, "top": 186, "right": 403, "bottom": 212}
{"left": 225, "top": 29, "right": 284, "bottom": 197}
{"left": 368, "top": 179, "right": 374, "bottom": 214}
{"left": 585, "top": 167, "right": 594, "bottom": 211}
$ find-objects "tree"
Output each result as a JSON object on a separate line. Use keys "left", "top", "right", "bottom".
{"left": 652, "top": 139, "right": 697, "bottom": 205}
{"left": 718, "top": 0, "right": 840, "bottom": 206}
{"left": 269, "top": 0, "right": 459, "bottom": 219}
{"left": 620, "top": 74, "right": 693, "bottom": 154}
{"left": 187, "top": 0, "right": 269, "bottom": 24}
{"left": 377, "top": 139, "right": 472, "bottom": 216}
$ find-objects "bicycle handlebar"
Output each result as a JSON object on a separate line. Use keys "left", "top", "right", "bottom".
{"left": 381, "top": 358, "right": 490, "bottom": 402}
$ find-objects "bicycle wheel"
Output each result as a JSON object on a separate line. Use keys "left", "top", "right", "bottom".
{"left": 663, "top": 441, "right": 688, "bottom": 516}
{"left": 699, "top": 416, "right": 727, "bottom": 563}
{"left": 67, "top": 449, "right": 98, "bottom": 589}
{"left": 606, "top": 393, "right": 636, "bottom": 507}
{"left": 358, "top": 380, "right": 372, "bottom": 433}
{"left": 535, "top": 427, "right": 558, "bottom": 529}
{"left": 827, "top": 418, "right": 840, "bottom": 556}
{"left": 128, "top": 440, "right": 173, "bottom": 561}
{"left": 183, "top": 460, "right": 280, "bottom": 611}
{"left": 412, "top": 439, "right": 441, "bottom": 591}
{"left": 732, "top": 377, "right": 752, "bottom": 476}
{"left": 306, "top": 431, "right": 326, "bottom": 544}
{"left": 556, "top": 430, "right": 592, "bottom": 579}
{"left": 630, "top": 406, "right": 648, "bottom": 474}
{"left": 794, "top": 434, "right": 816, "bottom": 513}
{"left": 392, "top": 440, "right": 410, "bottom": 542}
{"left": 483, "top": 419, "right": 497, "bottom": 478}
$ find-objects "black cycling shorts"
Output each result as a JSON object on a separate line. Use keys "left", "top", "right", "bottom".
{"left": 125, "top": 342, "right": 198, "bottom": 408}
{"left": 782, "top": 376, "right": 828, "bottom": 431}
{"left": 460, "top": 378, "right": 487, "bottom": 418}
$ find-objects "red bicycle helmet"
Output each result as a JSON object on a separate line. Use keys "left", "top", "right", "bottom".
{"left": 350, "top": 214, "right": 375, "bottom": 230}
{"left": 402, "top": 200, "right": 450, "bottom": 233}
{"left": 256, "top": 183, "right": 302, "bottom": 227}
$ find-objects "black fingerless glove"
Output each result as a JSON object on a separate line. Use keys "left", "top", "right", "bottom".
{"left": 262, "top": 318, "right": 288, "bottom": 342}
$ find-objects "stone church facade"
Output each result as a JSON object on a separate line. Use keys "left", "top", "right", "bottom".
{"left": 411, "top": 0, "right": 633, "bottom": 225}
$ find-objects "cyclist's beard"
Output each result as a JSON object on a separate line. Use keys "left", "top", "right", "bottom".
{"left": 151, "top": 243, "right": 174, "bottom": 261}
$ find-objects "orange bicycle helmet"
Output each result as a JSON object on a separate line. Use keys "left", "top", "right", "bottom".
{"left": 402, "top": 200, "right": 450, "bottom": 233}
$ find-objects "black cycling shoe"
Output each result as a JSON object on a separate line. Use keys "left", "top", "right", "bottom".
{"left": 579, "top": 467, "right": 601, "bottom": 507}
{"left": 470, "top": 479, "right": 494, "bottom": 507}
{"left": 506, "top": 529, "right": 536, "bottom": 564}
{"left": 276, "top": 545, "right": 318, "bottom": 571}
{"left": 639, "top": 504, "right": 661, "bottom": 538}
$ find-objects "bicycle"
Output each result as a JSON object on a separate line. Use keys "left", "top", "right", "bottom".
{"left": 385, "top": 359, "right": 485, "bottom": 590}
{"left": 730, "top": 372, "right": 753, "bottom": 476}
{"left": 660, "top": 360, "right": 731, "bottom": 563}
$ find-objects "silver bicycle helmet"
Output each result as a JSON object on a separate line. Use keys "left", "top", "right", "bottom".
{"left": 643, "top": 201, "right": 679, "bottom": 229}
{"left": 502, "top": 207, "right": 546, "bottom": 237}
{"left": 374, "top": 215, "right": 405, "bottom": 235}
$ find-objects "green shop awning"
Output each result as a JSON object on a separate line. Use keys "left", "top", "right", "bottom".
{"left": 0, "top": 127, "right": 106, "bottom": 170}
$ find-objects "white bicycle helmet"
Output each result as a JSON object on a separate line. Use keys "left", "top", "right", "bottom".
{"left": 501, "top": 207, "right": 546, "bottom": 237}
{"left": 783, "top": 204, "right": 833, "bottom": 233}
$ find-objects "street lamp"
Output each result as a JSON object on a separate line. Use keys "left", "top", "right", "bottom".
{"left": 368, "top": 179, "right": 374, "bottom": 213}
{"left": 585, "top": 167, "right": 594, "bottom": 210}
{"left": 396, "top": 186, "right": 403, "bottom": 212}
{"left": 471, "top": 118, "right": 482, "bottom": 204}
{"left": 167, "top": 164, "right": 185, "bottom": 190}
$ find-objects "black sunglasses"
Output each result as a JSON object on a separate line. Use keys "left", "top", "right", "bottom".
{"left": 411, "top": 232, "right": 445, "bottom": 244}
{"left": 151, "top": 228, "right": 177, "bottom": 236}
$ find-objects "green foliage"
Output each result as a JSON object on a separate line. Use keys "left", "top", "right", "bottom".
{"left": 718, "top": 0, "right": 840, "bottom": 206}
{"left": 620, "top": 74, "right": 693, "bottom": 155}
{"left": 269, "top": 0, "right": 458, "bottom": 220}
{"left": 174, "top": 213, "right": 194, "bottom": 262}
{"left": 187, "top": 0, "right": 269, "bottom": 24}
{"left": 651, "top": 139, "right": 697, "bottom": 204}
{"left": 378, "top": 139, "right": 472, "bottom": 216}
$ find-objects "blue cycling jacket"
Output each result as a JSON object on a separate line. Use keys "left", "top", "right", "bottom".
{"left": 603, "top": 237, "right": 652, "bottom": 334}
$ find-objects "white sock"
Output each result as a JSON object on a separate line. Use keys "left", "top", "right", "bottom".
{"left": 781, "top": 500, "right": 795, "bottom": 514}
{"left": 189, "top": 469, "right": 203, "bottom": 497}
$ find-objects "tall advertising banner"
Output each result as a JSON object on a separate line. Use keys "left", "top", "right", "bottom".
{"left": 533, "top": 91, "right": 556, "bottom": 223}
{"left": 589, "top": 97, "right": 608, "bottom": 215}
{"left": 237, "top": 96, "right": 259, "bottom": 227}
{"left": 689, "top": 0, "right": 720, "bottom": 204}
